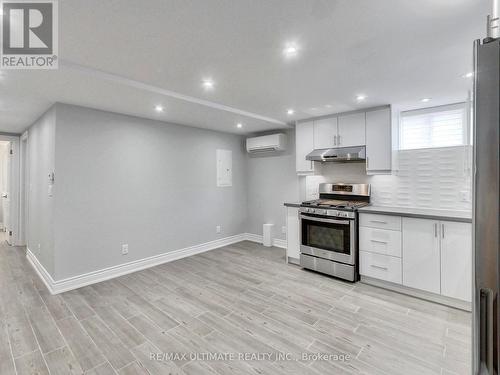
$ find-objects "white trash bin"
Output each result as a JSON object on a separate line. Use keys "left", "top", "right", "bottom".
{"left": 263, "top": 223, "right": 274, "bottom": 247}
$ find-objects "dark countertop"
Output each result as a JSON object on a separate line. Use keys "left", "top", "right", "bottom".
{"left": 358, "top": 206, "right": 472, "bottom": 223}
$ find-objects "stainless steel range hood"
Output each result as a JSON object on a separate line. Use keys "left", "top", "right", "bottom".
{"left": 306, "top": 146, "right": 366, "bottom": 162}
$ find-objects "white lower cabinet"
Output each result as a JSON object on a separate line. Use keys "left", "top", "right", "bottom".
{"left": 441, "top": 221, "right": 472, "bottom": 302}
{"left": 360, "top": 251, "right": 402, "bottom": 283}
{"left": 359, "top": 226, "right": 401, "bottom": 257}
{"left": 359, "top": 214, "right": 403, "bottom": 284}
{"left": 402, "top": 218, "right": 441, "bottom": 294}
{"left": 286, "top": 207, "right": 300, "bottom": 262}
{"left": 359, "top": 213, "right": 472, "bottom": 304}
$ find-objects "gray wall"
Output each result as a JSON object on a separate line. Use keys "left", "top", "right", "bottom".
{"left": 27, "top": 107, "right": 56, "bottom": 276}
{"left": 245, "top": 130, "right": 299, "bottom": 240}
{"left": 51, "top": 104, "right": 248, "bottom": 280}
{"left": 25, "top": 103, "right": 298, "bottom": 280}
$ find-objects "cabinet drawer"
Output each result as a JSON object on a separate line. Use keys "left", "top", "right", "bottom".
{"left": 360, "top": 251, "right": 402, "bottom": 284}
{"left": 359, "top": 213, "right": 401, "bottom": 231}
{"left": 359, "top": 227, "right": 402, "bottom": 257}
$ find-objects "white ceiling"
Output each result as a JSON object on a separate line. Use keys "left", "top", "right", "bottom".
{"left": 0, "top": 0, "right": 489, "bottom": 134}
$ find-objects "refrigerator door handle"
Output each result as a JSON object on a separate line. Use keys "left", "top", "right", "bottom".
{"left": 479, "top": 288, "right": 495, "bottom": 374}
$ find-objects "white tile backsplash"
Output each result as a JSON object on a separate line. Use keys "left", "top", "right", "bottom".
{"left": 307, "top": 146, "right": 472, "bottom": 211}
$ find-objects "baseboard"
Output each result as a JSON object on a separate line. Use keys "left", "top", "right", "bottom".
{"left": 27, "top": 249, "right": 57, "bottom": 294}
{"left": 360, "top": 276, "right": 472, "bottom": 312}
{"left": 27, "top": 233, "right": 247, "bottom": 295}
{"left": 244, "top": 233, "right": 286, "bottom": 249}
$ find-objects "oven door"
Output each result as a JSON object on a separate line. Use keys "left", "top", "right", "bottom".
{"left": 300, "top": 214, "right": 355, "bottom": 265}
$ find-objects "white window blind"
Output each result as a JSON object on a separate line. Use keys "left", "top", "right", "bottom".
{"left": 399, "top": 103, "right": 467, "bottom": 150}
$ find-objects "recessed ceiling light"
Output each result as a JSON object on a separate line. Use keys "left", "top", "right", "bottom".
{"left": 356, "top": 95, "right": 367, "bottom": 101}
{"left": 286, "top": 109, "right": 295, "bottom": 115}
{"left": 283, "top": 43, "right": 299, "bottom": 58}
{"left": 421, "top": 98, "right": 431, "bottom": 103}
{"left": 236, "top": 123, "right": 243, "bottom": 128}
{"left": 154, "top": 105, "right": 164, "bottom": 112}
{"left": 463, "top": 72, "right": 474, "bottom": 78}
{"left": 202, "top": 79, "right": 215, "bottom": 90}
{"left": 325, "top": 104, "right": 333, "bottom": 108}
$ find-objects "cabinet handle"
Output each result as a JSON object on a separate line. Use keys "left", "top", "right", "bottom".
{"left": 370, "top": 220, "right": 387, "bottom": 224}
{"left": 441, "top": 224, "right": 445, "bottom": 238}
{"left": 370, "top": 239, "right": 388, "bottom": 244}
{"left": 334, "top": 135, "right": 337, "bottom": 145}
{"left": 338, "top": 135, "right": 341, "bottom": 145}
{"left": 370, "top": 264, "right": 388, "bottom": 271}
{"left": 366, "top": 157, "right": 369, "bottom": 169}
{"left": 434, "top": 223, "right": 438, "bottom": 238}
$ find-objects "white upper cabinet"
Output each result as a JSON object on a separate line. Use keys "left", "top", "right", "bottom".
{"left": 295, "top": 106, "right": 392, "bottom": 174}
{"left": 366, "top": 108, "right": 392, "bottom": 173}
{"left": 295, "top": 121, "right": 315, "bottom": 174}
{"left": 441, "top": 221, "right": 472, "bottom": 302}
{"left": 337, "top": 112, "right": 366, "bottom": 147}
{"left": 402, "top": 217, "right": 441, "bottom": 294}
{"left": 313, "top": 117, "right": 338, "bottom": 149}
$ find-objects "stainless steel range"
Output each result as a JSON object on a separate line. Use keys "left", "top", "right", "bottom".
{"left": 299, "top": 183, "right": 370, "bottom": 282}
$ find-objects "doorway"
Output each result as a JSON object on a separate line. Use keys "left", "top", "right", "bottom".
{"left": 0, "top": 134, "right": 20, "bottom": 246}
{"left": 0, "top": 141, "right": 11, "bottom": 241}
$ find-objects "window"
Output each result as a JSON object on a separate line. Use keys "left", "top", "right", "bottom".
{"left": 399, "top": 103, "right": 468, "bottom": 150}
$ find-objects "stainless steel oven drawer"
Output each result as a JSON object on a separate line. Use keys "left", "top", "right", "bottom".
{"left": 300, "top": 254, "right": 355, "bottom": 282}
{"left": 301, "top": 245, "right": 354, "bottom": 265}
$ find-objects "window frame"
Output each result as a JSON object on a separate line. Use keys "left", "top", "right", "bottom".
{"left": 398, "top": 102, "right": 469, "bottom": 151}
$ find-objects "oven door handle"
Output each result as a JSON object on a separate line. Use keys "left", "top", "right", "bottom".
{"left": 300, "top": 215, "right": 350, "bottom": 225}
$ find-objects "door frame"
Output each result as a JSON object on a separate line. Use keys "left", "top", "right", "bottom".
{"left": 0, "top": 133, "right": 21, "bottom": 246}
{"left": 19, "top": 131, "right": 28, "bottom": 246}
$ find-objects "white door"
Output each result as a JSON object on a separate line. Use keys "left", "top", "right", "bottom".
{"left": 365, "top": 108, "right": 392, "bottom": 172}
{"left": 1, "top": 143, "right": 10, "bottom": 240}
{"left": 313, "top": 117, "right": 338, "bottom": 149}
{"left": 295, "top": 121, "right": 315, "bottom": 174}
{"left": 402, "top": 217, "right": 441, "bottom": 294}
{"left": 337, "top": 112, "right": 366, "bottom": 147}
{"left": 440, "top": 221, "right": 472, "bottom": 301}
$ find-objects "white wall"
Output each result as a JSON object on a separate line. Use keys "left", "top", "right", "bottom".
{"left": 246, "top": 130, "right": 299, "bottom": 240}
{"left": 51, "top": 104, "right": 248, "bottom": 280}
{"left": 311, "top": 146, "right": 472, "bottom": 210}
{"left": 27, "top": 107, "right": 56, "bottom": 275}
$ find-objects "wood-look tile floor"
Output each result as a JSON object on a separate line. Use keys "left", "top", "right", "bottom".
{"left": 0, "top": 240, "right": 471, "bottom": 375}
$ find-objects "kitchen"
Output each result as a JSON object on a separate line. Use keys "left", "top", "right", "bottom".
{"left": 282, "top": 102, "right": 473, "bottom": 309}
{"left": 0, "top": 1, "right": 497, "bottom": 375}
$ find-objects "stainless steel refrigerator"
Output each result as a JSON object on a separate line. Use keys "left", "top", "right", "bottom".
{"left": 473, "top": 33, "right": 500, "bottom": 374}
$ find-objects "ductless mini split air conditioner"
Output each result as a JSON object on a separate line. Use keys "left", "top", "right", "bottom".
{"left": 246, "top": 133, "right": 286, "bottom": 153}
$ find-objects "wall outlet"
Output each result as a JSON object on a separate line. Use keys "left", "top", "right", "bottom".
{"left": 281, "top": 226, "right": 286, "bottom": 234}
{"left": 216, "top": 225, "right": 221, "bottom": 234}
{"left": 37, "top": 244, "right": 41, "bottom": 252}
{"left": 121, "top": 244, "right": 129, "bottom": 255}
